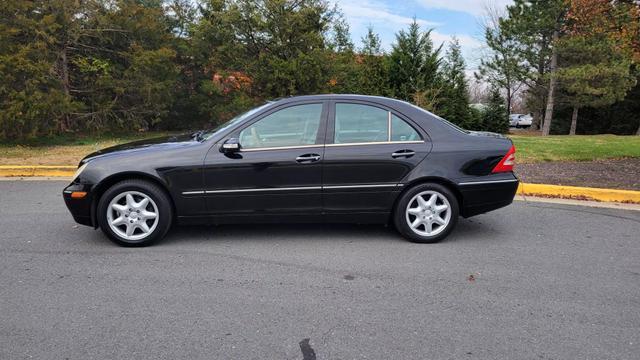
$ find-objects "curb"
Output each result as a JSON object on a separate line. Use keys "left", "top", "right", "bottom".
{"left": 517, "top": 183, "right": 640, "bottom": 204}
{"left": 1, "top": 165, "right": 639, "bottom": 204}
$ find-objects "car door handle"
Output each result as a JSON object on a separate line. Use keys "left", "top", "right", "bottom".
{"left": 391, "top": 150, "right": 416, "bottom": 158}
{"left": 296, "top": 153, "right": 321, "bottom": 163}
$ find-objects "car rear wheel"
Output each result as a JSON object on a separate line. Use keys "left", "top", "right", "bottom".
{"left": 394, "top": 183, "right": 459, "bottom": 243}
{"left": 97, "top": 179, "right": 172, "bottom": 247}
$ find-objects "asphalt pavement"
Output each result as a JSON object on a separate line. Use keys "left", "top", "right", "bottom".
{"left": 1, "top": 180, "right": 639, "bottom": 359}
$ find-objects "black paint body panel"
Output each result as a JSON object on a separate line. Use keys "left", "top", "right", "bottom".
{"left": 62, "top": 95, "right": 519, "bottom": 228}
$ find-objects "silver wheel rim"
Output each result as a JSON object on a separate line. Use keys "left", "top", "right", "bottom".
{"left": 405, "top": 190, "right": 451, "bottom": 237}
{"left": 107, "top": 191, "right": 159, "bottom": 241}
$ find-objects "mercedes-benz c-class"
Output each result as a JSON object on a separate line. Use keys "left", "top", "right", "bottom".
{"left": 63, "top": 95, "right": 519, "bottom": 246}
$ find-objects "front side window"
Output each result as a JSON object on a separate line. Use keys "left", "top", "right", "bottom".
{"left": 334, "top": 103, "right": 422, "bottom": 144}
{"left": 239, "top": 104, "right": 322, "bottom": 149}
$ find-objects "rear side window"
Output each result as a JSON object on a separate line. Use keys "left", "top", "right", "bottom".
{"left": 334, "top": 103, "right": 422, "bottom": 144}
{"left": 334, "top": 104, "right": 388, "bottom": 143}
{"left": 391, "top": 114, "right": 421, "bottom": 141}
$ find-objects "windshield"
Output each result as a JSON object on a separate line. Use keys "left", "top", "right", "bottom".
{"left": 201, "top": 103, "right": 272, "bottom": 140}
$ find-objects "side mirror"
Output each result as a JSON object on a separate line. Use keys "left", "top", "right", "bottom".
{"left": 221, "top": 138, "right": 240, "bottom": 153}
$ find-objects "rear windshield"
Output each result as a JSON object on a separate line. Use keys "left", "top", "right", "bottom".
{"left": 407, "top": 102, "right": 469, "bottom": 134}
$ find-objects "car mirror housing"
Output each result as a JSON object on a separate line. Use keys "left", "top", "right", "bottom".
{"left": 221, "top": 138, "right": 240, "bottom": 153}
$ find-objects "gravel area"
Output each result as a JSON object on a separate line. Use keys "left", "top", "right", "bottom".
{"left": 516, "top": 158, "right": 640, "bottom": 190}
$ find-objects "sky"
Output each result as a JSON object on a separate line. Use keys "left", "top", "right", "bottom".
{"left": 331, "top": 0, "right": 514, "bottom": 72}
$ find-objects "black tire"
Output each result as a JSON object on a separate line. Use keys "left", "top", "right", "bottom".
{"left": 97, "top": 179, "right": 173, "bottom": 247}
{"left": 393, "top": 182, "right": 459, "bottom": 243}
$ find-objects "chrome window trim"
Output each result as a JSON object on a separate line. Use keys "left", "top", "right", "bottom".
{"left": 326, "top": 140, "right": 425, "bottom": 147}
{"left": 234, "top": 141, "right": 426, "bottom": 152}
{"left": 387, "top": 111, "right": 392, "bottom": 142}
{"left": 240, "top": 144, "right": 322, "bottom": 152}
{"left": 181, "top": 183, "right": 403, "bottom": 195}
{"left": 458, "top": 179, "right": 519, "bottom": 186}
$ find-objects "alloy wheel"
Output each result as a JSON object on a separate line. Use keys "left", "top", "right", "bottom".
{"left": 106, "top": 191, "right": 159, "bottom": 241}
{"left": 405, "top": 190, "right": 451, "bottom": 237}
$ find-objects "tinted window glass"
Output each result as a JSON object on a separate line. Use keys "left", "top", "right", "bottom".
{"left": 391, "top": 115, "right": 421, "bottom": 141}
{"left": 239, "top": 104, "right": 322, "bottom": 149}
{"left": 334, "top": 103, "right": 388, "bottom": 143}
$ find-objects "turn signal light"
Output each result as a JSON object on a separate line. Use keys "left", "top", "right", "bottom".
{"left": 492, "top": 145, "right": 516, "bottom": 173}
{"left": 71, "top": 191, "right": 87, "bottom": 199}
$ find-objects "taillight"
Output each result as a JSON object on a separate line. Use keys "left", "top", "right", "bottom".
{"left": 492, "top": 145, "right": 516, "bottom": 173}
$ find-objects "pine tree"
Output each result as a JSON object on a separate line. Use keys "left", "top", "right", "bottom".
{"left": 483, "top": 88, "right": 509, "bottom": 134}
{"left": 557, "top": 0, "right": 639, "bottom": 135}
{"left": 357, "top": 26, "right": 389, "bottom": 96}
{"left": 439, "top": 38, "right": 470, "bottom": 127}
{"left": 388, "top": 19, "right": 442, "bottom": 106}
{"left": 500, "top": 0, "right": 567, "bottom": 135}
{"left": 476, "top": 10, "right": 524, "bottom": 116}
{"left": 0, "top": 0, "right": 79, "bottom": 138}
{"left": 327, "top": 9, "right": 359, "bottom": 93}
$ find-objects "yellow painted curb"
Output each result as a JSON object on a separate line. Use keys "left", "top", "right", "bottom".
{"left": 517, "top": 183, "right": 640, "bottom": 203}
{"left": 0, "top": 165, "right": 76, "bottom": 177}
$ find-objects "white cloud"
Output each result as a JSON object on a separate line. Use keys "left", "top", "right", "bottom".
{"left": 331, "top": 0, "right": 489, "bottom": 69}
{"left": 415, "top": 0, "right": 513, "bottom": 17}
{"left": 337, "top": 0, "right": 440, "bottom": 29}
{"left": 430, "top": 32, "right": 484, "bottom": 68}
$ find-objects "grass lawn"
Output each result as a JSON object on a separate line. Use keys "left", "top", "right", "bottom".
{"left": 1, "top": 132, "right": 639, "bottom": 166}
{"left": 510, "top": 134, "right": 640, "bottom": 163}
{"left": 0, "top": 132, "right": 176, "bottom": 166}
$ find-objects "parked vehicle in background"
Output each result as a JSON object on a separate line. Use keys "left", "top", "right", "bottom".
{"left": 63, "top": 95, "right": 519, "bottom": 246}
{"left": 509, "top": 114, "right": 533, "bottom": 128}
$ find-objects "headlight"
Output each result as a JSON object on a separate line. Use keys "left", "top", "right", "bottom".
{"left": 72, "top": 163, "right": 88, "bottom": 182}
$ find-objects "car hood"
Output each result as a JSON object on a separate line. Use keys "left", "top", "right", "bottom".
{"left": 81, "top": 133, "right": 200, "bottom": 164}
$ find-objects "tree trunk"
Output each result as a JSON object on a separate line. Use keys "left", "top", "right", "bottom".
{"left": 569, "top": 106, "right": 578, "bottom": 135}
{"left": 636, "top": 123, "right": 640, "bottom": 135}
{"left": 58, "top": 45, "right": 71, "bottom": 132}
{"left": 542, "top": 30, "right": 559, "bottom": 136}
{"left": 506, "top": 86, "right": 512, "bottom": 116}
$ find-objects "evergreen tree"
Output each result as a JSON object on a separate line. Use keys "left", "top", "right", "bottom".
{"left": 327, "top": 9, "right": 359, "bottom": 93}
{"left": 557, "top": 0, "right": 639, "bottom": 135}
{"left": 483, "top": 88, "right": 509, "bottom": 134}
{"left": 388, "top": 20, "right": 442, "bottom": 107}
{"left": 439, "top": 38, "right": 470, "bottom": 127}
{"left": 476, "top": 10, "right": 524, "bottom": 116}
{"left": 357, "top": 26, "right": 389, "bottom": 96}
{"left": 500, "top": 0, "right": 567, "bottom": 135}
{"left": 0, "top": 0, "right": 78, "bottom": 138}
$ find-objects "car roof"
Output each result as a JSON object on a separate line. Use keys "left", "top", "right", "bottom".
{"left": 269, "top": 94, "right": 407, "bottom": 107}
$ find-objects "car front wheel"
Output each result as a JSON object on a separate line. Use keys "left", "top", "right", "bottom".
{"left": 394, "top": 183, "right": 459, "bottom": 243}
{"left": 97, "top": 179, "right": 173, "bottom": 246}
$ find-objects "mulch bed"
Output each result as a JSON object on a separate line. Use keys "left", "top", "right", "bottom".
{"left": 516, "top": 158, "right": 640, "bottom": 191}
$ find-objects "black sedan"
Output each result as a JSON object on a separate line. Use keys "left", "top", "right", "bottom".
{"left": 63, "top": 95, "right": 519, "bottom": 246}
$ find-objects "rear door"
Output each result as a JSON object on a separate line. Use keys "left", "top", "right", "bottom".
{"left": 322, "top": 101, "right": 430, "bottom": 216}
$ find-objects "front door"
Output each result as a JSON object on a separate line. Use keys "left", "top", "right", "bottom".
{"left": 203, "top": 102, "right": 327, "bottom": 221}
{"left": 322, "top": 101, "right": 431, "bottom": 216}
